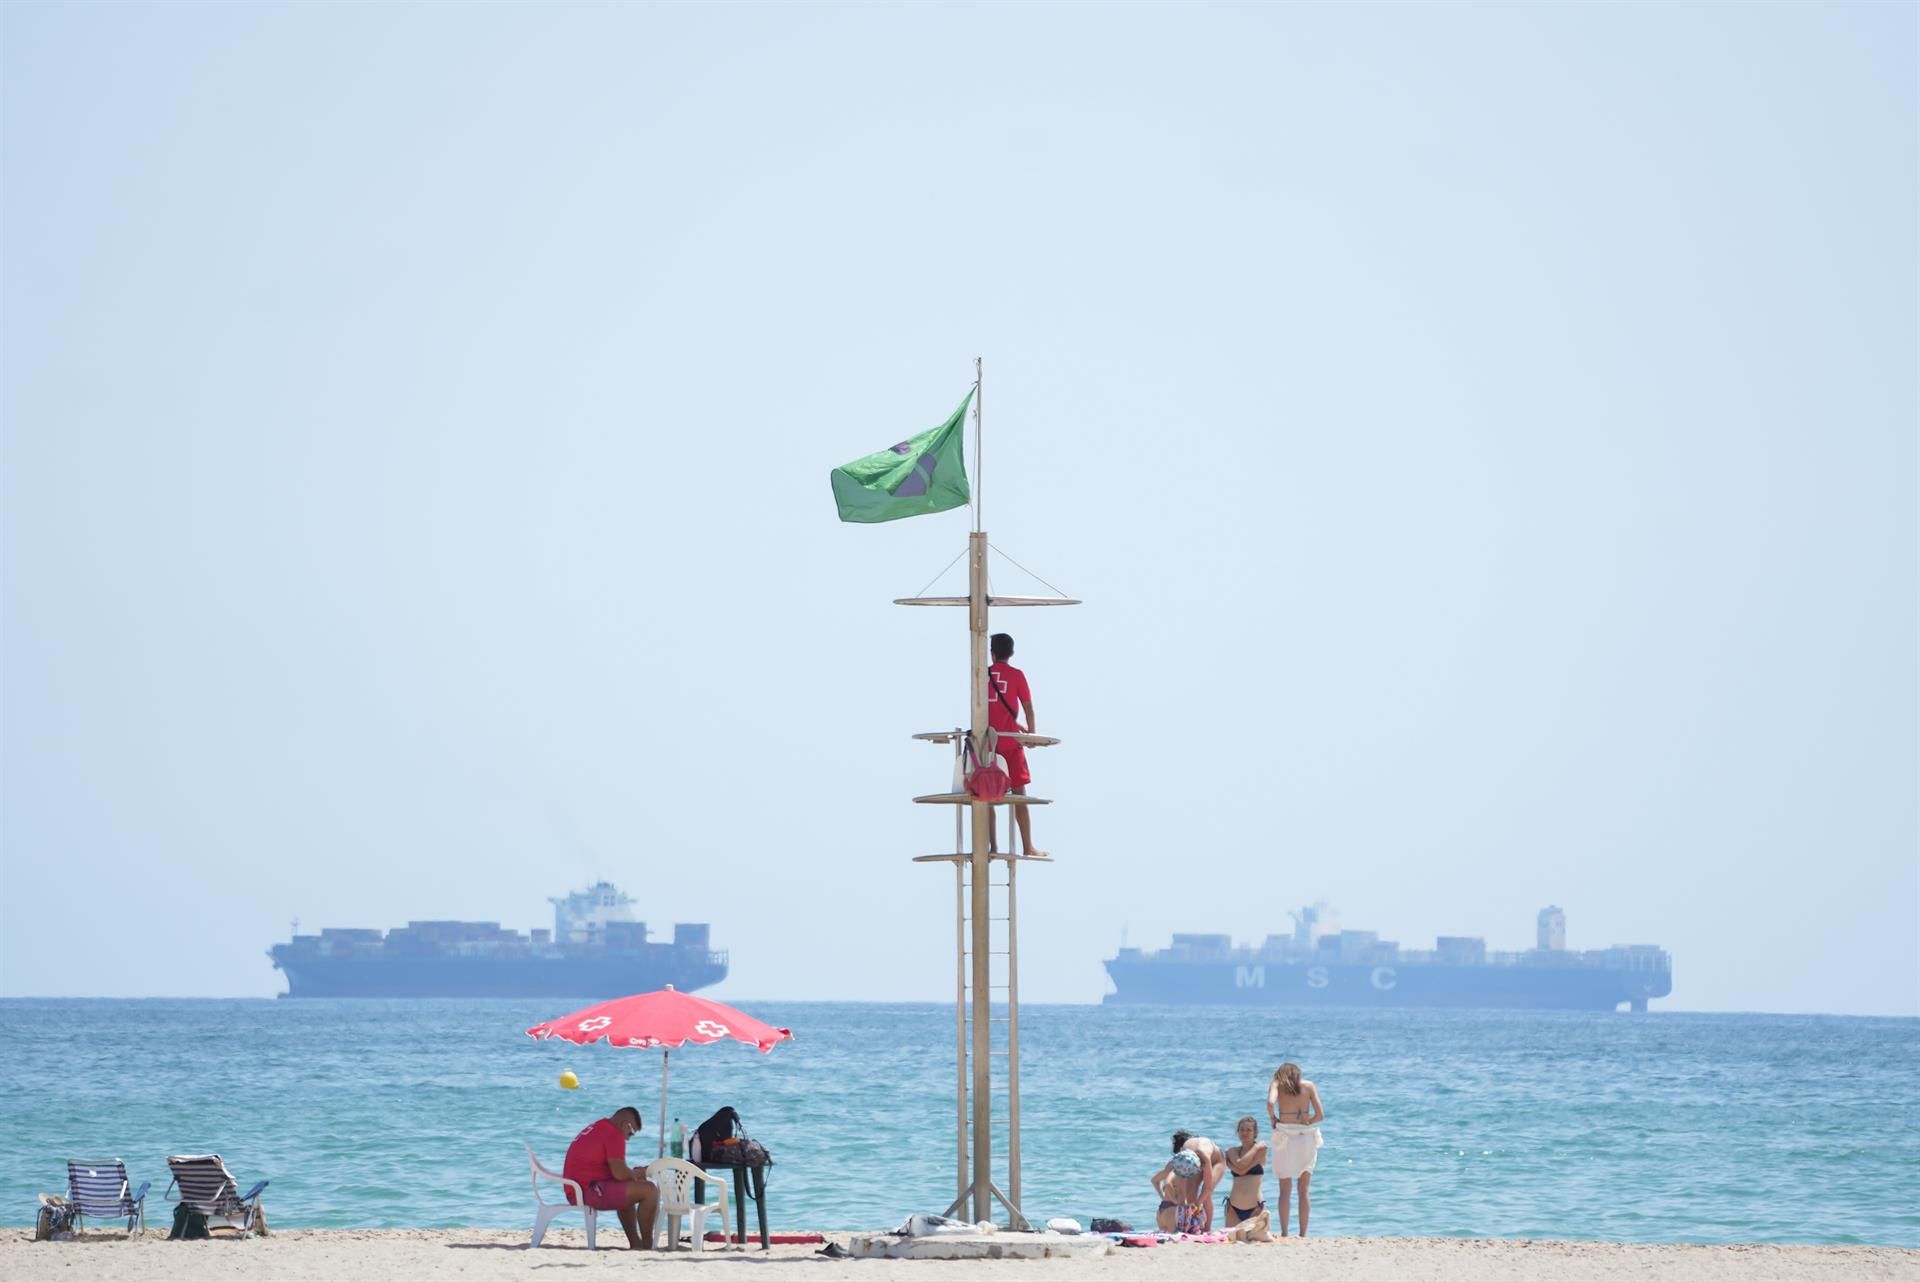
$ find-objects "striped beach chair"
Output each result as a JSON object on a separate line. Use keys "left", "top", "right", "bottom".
{"left": 164, "top": 1154, "right": 269, "bottom": 1237}
{"left": 65, "top": 1159, "right": 149, "bottom": 1235}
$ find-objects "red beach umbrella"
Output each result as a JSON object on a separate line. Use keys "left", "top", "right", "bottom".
{"left": 527, "top": 985, "right": 793, "bottom": 1157}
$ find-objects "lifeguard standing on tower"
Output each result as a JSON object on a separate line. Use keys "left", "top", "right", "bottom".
{"left": 986, "top": 633, "right": 1045, "bottom": 858}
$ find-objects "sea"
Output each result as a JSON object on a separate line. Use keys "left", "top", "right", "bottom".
{"left": 2, "top": 1000, "right": 1915, "bottom": 1245}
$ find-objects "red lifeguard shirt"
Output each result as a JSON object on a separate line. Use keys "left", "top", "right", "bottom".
{"left": 563, "top": 1118, "right": 626, "bottom": 1200}
{"left": 987, "top": 662, "right": 1030, "bottom": 734}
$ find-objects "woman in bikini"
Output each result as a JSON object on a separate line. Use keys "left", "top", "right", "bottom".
{"left": 1222, "top": 1115, "right": 1268, "bottom": 1227}
{"left": 1266, "top": 1061, "right": 1325, "bottom": 1237}
{"left": 1150, "top": 1148, "right": 1206, "bottom": 1235}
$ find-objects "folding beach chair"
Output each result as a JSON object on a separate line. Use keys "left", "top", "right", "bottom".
{"left": 164, "top": 1154, "right": 268, "bottom": 1237}
{"left": 65, "top": 1159, "right": 149, "bottom": 1235}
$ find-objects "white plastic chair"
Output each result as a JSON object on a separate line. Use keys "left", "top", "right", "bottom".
{"left": 526, "top": 1145, "right": 597, "bottom": 1250}
{"left": 648, "top": 1157, "right": 729, "bottom": 1251}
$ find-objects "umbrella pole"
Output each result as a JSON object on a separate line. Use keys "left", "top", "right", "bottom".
{"left": 658, "top": 1048, "right": 670, "bottom": 1159}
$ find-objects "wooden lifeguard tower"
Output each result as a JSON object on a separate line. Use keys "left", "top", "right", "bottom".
{"left": 893, "top": 361, "right": 1078, "bottom": 1227}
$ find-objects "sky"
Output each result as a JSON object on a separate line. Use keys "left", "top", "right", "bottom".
{"left": 2, "top": 1, "right": 1914, "bottom": 1015}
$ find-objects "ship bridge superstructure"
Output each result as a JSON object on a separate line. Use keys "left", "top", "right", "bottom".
{"left": 550, "top": 881, "right": 639, "bottom": 944}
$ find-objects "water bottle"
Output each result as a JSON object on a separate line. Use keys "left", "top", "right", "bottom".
{"left": 671, "top": 1118, "right": 685, "bottom": 1159}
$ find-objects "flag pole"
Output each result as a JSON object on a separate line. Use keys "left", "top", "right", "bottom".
{"left": 969, "top": 356, "right": 990, "bottom": 1221}
{"left": 973, "top": 357, "right": 983, "bottom": 533}
{"left": 967, "top": 528, "right": 991, "bottom": 1222}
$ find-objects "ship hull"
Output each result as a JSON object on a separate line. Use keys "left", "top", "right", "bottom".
{"left": 272, "top": 953, "right": 727, "bottom": 999}
{"left": 1103, "top": 957, "right": 1670, "bottom": 1011}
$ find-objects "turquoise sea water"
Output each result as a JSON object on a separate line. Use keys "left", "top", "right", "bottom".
{"left": 2, "top": 1000, "right": 1915, "bottom": 1244}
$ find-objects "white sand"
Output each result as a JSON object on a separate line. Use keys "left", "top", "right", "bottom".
{"left": 4, "top": 1229, "right": 1916, "bottom": 1281}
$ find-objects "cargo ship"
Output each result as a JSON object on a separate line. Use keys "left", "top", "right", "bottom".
{"left": 1103, "top": 906, "right": 1671, "bottom": 1011}
{"left": 268, "top": 882, "right": 728, "bottom": 998}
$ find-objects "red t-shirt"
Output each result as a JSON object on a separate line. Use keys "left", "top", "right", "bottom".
{"left": 987, "top": 663, "right": 1030, "bottom": 734}
{"left": 563, "top": 1118, "right": 626, "bottom": 1199}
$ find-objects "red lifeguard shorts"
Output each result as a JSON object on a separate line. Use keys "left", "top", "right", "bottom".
{"left": 999, "top": 740, "right": 1031, "bottom": 789}
{"left": 576, "top": 1179, "right": 629, "bottom": 1210}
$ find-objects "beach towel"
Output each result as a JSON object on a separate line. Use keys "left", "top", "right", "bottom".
{"left": 1269, "top": 1124, "right": 1323, "bottom": 1179}
{"left": 1111, "top": 1231, "right": 1229, "bottom": 1246}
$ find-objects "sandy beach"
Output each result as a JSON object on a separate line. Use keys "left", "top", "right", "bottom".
{"left": 4, "top": 1229, "right": 1915, "bottom": 1281}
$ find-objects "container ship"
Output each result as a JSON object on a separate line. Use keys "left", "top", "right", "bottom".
{"left": 268, "top": 882, "right": 727, "bottom": 998}
{"left": 1103, "top": 906, "right": 1671, "bottom": 1011}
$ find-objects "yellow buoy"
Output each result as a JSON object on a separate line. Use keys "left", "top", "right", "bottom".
{"left": 559, "top": 1070, "right": 580, "bottom": 1090}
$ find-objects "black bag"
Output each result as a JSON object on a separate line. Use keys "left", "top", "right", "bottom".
{"left": 168, "top": 1202, "right": 210, "bottom": 1240}
{"left": 35, "top": 1199, "right": 76, "bottom": 1241}
{"left": 691, "top": 1106, "right": 742, "bottom": 1164}
{"left": 693, "top": 1105, "right": 773, "bottom": 1171}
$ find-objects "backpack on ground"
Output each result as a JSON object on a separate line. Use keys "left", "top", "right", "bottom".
{"left": 34, "top": 1196, "right": 75, "bottom": 1241}
{"left": 168, "top": 1202, "right": 210, "bottom": 1240}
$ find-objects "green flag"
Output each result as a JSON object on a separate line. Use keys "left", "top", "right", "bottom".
{"left": 830, "top": 391, "right": 973, "bottom": 524}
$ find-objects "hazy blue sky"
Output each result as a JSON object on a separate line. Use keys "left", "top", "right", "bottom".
{"left": 3, "top": 2, "right": 1913, "bottom": 1014}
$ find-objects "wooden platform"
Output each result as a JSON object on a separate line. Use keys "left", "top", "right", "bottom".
{"left": 912, "top": 730, "right": 1060, "bottom": 747}
{"left": 911, "top": 851, "right": 1054, "bottom": 864}
{"left": 913, "top": 792, "right": 1051, "bottom": 806}
{"left": 893, "top": 595, "right": 1081, "bottom": 607}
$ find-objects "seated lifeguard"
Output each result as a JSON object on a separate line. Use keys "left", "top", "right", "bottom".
{"left": 563, "top": 1106, "right": 659, "bottom": 1250}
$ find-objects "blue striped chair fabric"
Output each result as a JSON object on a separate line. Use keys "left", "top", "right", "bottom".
{"left": 165, "top": 1154, "right": 268, "bottom": 1234}
{"left": 65, "top": 1158, "right": 148, "bottom": 1233}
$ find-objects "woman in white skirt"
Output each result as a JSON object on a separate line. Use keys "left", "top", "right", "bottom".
{"left": 1266, "top": 1062, "right": 1325, "bottom": 1237}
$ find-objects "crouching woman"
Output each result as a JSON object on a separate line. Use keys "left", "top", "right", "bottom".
{"left": 1151, "top": 1148, "right": 1206, "bottom": 1235}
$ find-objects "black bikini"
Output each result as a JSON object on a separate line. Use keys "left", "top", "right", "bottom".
{"left": 1226, "top": 1151, "right": 1266, "bottom": 1219}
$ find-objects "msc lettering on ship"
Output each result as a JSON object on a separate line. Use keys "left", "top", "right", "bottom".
{"left": 1234, "top": 965, "right": 1265, "bottom": 989}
